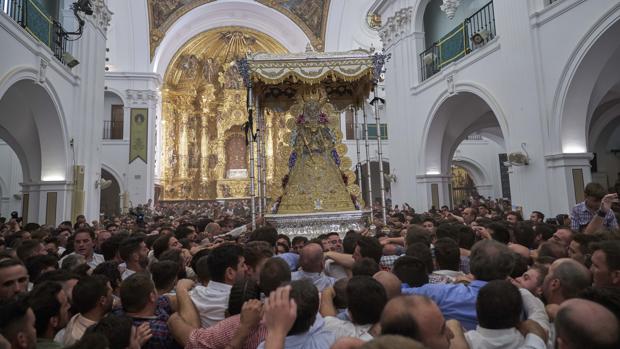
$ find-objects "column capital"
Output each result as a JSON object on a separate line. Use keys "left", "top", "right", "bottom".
{"left": 90, "top": 0, "right": 113, "bottom": 34}
{"left": 544, "top": 152, "right": 594, "bottom": 168}
{"left": 20, "top": 181, "right": 74, "bottom": 192}
{"left": 126, "top": 89, "right": 160, "bottom": 108}
{"left": 379, "top": 7, "right": 414, "bottom": 49}
{"left": 416, "top": 174, "right": 452, "bottom": 183}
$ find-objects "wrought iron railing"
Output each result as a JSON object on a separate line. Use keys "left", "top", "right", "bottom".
{"left": 103, "top": 120, "right": 124, "bottom": 140}
{"left": 2, "top": 0, "right": 67, "bottom": 64}
{"left": 420, "top": 1, "right": 495, "bottom": 81}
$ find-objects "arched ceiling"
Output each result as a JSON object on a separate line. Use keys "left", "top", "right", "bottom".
{"left": 148, "top": 0, "right": 330, "bottom": 58}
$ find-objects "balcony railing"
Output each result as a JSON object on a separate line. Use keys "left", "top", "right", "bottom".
{"left": 2, "top": 0, "right": 67, "bottom": 64}
{"left": 103, "top": 120, "right": 123, "bottom": 140}
{"left": 420, "top": 1, "right": 496, "bottom": 81}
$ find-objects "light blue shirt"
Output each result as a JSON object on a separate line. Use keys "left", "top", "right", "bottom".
{"left": 403, "top": 280, "right": 487, "bottom": 331}
{"left": 257, "top": 315, "right": 335, "bottom": 349}
{"left": 291, "top": 270, "right": 336, "bottom": 292}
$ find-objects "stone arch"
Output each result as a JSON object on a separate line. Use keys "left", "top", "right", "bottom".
{"left": 553, "top": 4, "right": 620, "bottom": 154}
{"left": 100, "top": 167, "right": 122, "bottom": 218}
{"left": 0, "top": 69, "right": 69, "bottom": 183}
{"left": 104, "top": 88, "right": 127, "bottom": 106}
{"left": 412, "top": 0, "right": 432, "bottom": 33}
{"left": 420, "top": 82, "right": 510, "bottom": 176}
{"left": 588, "top": 100, "right": 620, "bottom": 151}
{"left": 100, "top": 164, "right": 125, "bottom": 194}
{"left": 153, "top": 0, "right": 311, "bottom": 76}
{"left": 452, "top": 156, "right": 490, "bottom": 188}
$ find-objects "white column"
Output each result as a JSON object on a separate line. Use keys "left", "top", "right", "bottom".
{"left": 416, "top": 174, "right": 452, "bottom": 210}
{"left": 21, "top": 181, "right": 72, "bottom": 225}
{"left": 545, "top": 153, "right": 593, "bottom": 216}
{"left": 66, "top": 0, "right": 112, "bottom": 221}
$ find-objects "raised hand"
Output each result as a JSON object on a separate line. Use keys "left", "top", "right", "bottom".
{"left": 264, "top": 285, "right": 297, "bottom": 337}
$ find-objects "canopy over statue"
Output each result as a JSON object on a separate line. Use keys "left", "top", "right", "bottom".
{"left": 239, "top": 49, "right": 384, "bottom": 236}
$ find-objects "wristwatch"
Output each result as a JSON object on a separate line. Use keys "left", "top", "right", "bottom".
{"left": 596, "top": 209, "right": 607, "bottom": 218}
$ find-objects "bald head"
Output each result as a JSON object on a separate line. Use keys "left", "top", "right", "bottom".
{"left": 381, "top": 295, "right": 453, "bottom": 349}
{"left": 373, "top": 271, "right": 402, "bottom": 299}
{"left": 205, "top": 222, "right": 221, "bottom": 235}
{"left": 299, "top": 243, "right": 324, "bottom": 273}
{"left": 556, "top": 299, "right": 619, "bottom": 349}
{"left": 543, "top": 258, "right": 591, "bottom": 305}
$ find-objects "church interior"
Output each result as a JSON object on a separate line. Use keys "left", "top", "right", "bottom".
{"left": 0, "top": 0, "right": 619, "bottom": 225}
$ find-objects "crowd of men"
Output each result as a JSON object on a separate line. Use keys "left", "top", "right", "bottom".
{"left": 0, "top": 181, "right": 618, "bottom": 349}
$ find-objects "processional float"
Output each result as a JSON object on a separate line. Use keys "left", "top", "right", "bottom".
{"left": 238, "top": 49, "right": 386, "bottom": 236}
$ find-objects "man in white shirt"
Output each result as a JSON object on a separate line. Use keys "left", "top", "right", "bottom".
{"left": 465, "top": 280, "right": 546, "bottom": 349}
{"left": 62, "top": 275, "right": 113, "bottom": 346}
{"left": 320, "top": 276, "right": 386, "bottom": 341}
{"left": 190, "top": 243, "right": 247, "bottom": 327}
{"left": 292, "top": 243, "right": 335, "bottom": 292}
{"left": 60, "top": 228, "right": 104, "bottom": 269}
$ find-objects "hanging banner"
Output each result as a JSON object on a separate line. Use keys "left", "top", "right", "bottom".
{"left": 129, "top": 108, "right": 148, "bottom": 163}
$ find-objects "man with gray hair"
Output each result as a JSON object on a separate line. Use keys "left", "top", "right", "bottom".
{"left": 292, "top": 243, "right": 335, "bottom": 292}
{"left": 541, "top": 258, "right": 591, "bottom": 307}
{"left": 403, "top": 240, "right": 549, "bottom": 332}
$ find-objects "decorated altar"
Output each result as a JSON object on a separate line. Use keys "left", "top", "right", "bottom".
{"left": 240, "top": 48, "right": 383, "bottom": 236}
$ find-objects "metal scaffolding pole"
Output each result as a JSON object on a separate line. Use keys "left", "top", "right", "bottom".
{"left": 353, "top": 106, "right": 363, "bottom": 193}
{"left": 260, "top": 110, "right": 268, "bottom": 211}
{"left": 371, "top": 88, "right": 387, "bottom": 225}
{"left": 362, "top": 104, "right": 374, "bottom": 219}
{"left": 247, "top": 86, "right": 256, "bottom": 230}
{"left": 256, "top": 100, "right": 263, "bottom": 216}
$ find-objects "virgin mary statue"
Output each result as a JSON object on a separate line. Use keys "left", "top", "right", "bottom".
{"left": 276, "top": 88, "right": 357, "bottom": 214}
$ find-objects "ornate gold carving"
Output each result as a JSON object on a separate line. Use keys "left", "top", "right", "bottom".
{"left": 339, "top": 157, "right": 352, "bottom": 170}
{"left": 148, "top": 0, "right": 330, "bottom": 59}
{"left": 161, "top": 27, "right": 288, "bottom": 201}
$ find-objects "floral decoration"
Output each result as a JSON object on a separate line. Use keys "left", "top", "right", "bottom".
{"left": 331, "top": 149, "right": 341, "bottom": 166}
{"left": 296, "top": 114, "right": 306, "bottom": 124}
{"left": 288, "top": 152, "right": 297, "bottom": 169}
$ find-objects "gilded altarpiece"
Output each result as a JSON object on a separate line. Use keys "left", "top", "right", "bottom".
{"left": 161, "top": 27, "right": 289, "bottom": 200}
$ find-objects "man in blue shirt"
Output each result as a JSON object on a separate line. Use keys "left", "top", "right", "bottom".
{"left": 570, "top": 182, "right": 618, "bottom": 233}
{"left": 402, "top": 240, "right": 515, "bottom": 331}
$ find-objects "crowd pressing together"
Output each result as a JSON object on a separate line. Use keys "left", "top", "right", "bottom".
{"left": 0, "top": 182, "right": 619, "bottom": 349}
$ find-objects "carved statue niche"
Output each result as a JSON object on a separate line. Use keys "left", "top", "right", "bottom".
{"left": 202, "top": 57, "right": 221, "bottom": 85}
{"left": 224, "top": 126, "right": 247, "bottom": 179}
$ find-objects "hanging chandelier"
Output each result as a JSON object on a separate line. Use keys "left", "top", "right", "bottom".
{"left": 440, "top": 0, "right": 461, "bottom": 19}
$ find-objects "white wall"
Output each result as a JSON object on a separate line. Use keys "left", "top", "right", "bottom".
{"left": 105, "top": 0, "right": 151, "bottom": 73}
{"left": 1, "top": 0, "right": 111, "bottom": 223}
{"left": 374, "top": 0, "right": 620, "bottom": 216}
{"left": 0, "top": 142, "right": 23, "bottom": 217}
{"left": 325, "top": 0, "right": 382, "bottom": 51}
